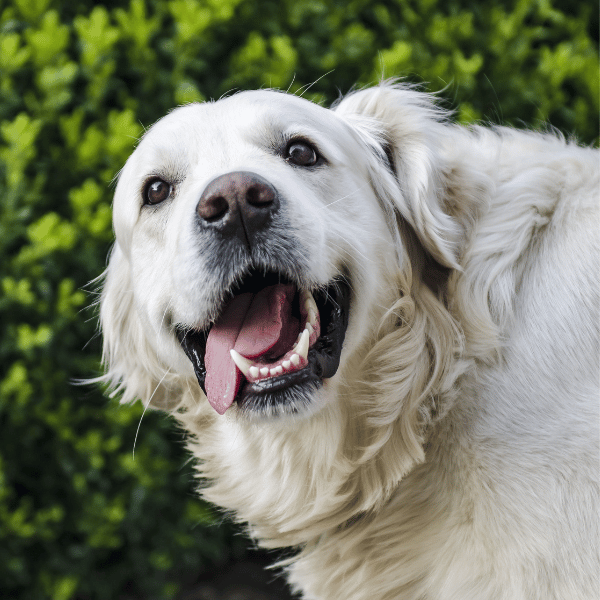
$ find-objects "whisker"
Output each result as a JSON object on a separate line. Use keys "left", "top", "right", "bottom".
{"left": 286, "top": 74, "right": 296, "bottom": 93}
{"left": 133, "top": 369, "right": 171, "bottom": 460}
{"left": 296, "top": 71, "right": 334, "bottom": 98}
{"left": 328, "top": 238, "right": 374, "bottom": 266}
{"left": 317, "top": 184, "right": 367, "bottom": 211}
{"left": 218, "top": 87, "right": 239, "bottom": 100}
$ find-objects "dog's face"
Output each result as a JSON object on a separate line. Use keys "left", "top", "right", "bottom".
{"left": 102, "top": 88, "right": 459, "bottom": 420}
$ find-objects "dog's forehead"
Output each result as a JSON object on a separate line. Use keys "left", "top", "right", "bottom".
{"left": 140, "top": 90, "right": 346, "bottom": 154}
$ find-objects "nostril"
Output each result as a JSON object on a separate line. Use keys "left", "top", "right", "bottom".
{"left": 197, "top": 171, "right": 279, "bottom": 239}
{"left": 198, "top": 194, "right": 229, "bottom": 222}
{"left": 246, "top": 184, "right": 275, "bottom": 207}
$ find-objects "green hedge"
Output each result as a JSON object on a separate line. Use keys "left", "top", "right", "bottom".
{"left": 0, "top": 0, "right": 597, "bottom": 598}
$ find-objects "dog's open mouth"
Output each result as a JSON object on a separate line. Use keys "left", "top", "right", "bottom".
{"left": 175, "top": 270, "right": 350, "bottom": 415}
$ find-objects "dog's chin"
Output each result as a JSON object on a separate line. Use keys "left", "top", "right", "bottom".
{"left": 234, "top": 351, "right": 325, "bottom": 419}
{"left": 174, "top": 269, "right": 351, "bottom": 419}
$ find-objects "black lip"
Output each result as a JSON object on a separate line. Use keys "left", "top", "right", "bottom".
{"left": 176, "top": 327, "right": 208, "bottom": 385}
{"left": 237, "top": 354, "right": 323, "bottom": 415}
{"left": 175, "top": 274, "right": 351, "bottom": 414}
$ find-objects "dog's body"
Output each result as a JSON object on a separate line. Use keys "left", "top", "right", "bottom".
{"left": 99, "top": 84, "right": 599, "bottom": 599}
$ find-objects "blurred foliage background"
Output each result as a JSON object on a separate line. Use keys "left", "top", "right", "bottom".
{"left": 0, "top": 0, "right": 597, "bottom": 598}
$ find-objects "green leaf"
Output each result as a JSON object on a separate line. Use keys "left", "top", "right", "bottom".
{"left": 73, "top": 6, "right": 120, "bottom": 68}
{"left": 13, "top": 0, "right": 51, "bottom": 22}
{"left": 25, "top": 10, "right": 70, "bottom": 66}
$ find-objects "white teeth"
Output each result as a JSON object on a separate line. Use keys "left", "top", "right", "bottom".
{"left": 282, "top": 360, "right": 291, "bottom": 369}
{"left": 306, "top": 322, "right": 314, "bottom": 335}
{"left": 271, "top": 366, "right": 283, "bottom": 376}
{"left": 294, "top": 328, "right": 310, "bottom": 360}
{"left": 229, "top": 349, "right": 253, "bottom": 376}
{"left": 302, "top": 290, "right": 319, "bottom": 326}
{"left": 290, "top": 354, "right": 300, "bottom": 366}
{"left": 260, "top": 367, "right": 269, "bottom": 377}
{"left": 249, "top": 366, "right": 259, "bottom": 379}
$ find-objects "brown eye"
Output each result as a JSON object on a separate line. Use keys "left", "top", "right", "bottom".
{"left": 144, "top": 178, "right": 172, "bottom": 205}
{"left": 286, "top": 141, "right": 319, "bottom": 167}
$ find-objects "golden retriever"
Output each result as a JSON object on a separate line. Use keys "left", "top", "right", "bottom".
{"left": 98, "top": 83, "right": 599, "bottom": 599}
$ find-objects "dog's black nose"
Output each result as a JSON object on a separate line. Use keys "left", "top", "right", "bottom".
{"left": 197, "top": 171, "right": 279, "bottom": 246}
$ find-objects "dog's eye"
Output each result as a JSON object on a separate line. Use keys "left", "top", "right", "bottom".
{"left": 285, "top": 141, "right": 319, "bottom": 167}
{"left": 144, "top": 178, "right": 172, "bottom": 205}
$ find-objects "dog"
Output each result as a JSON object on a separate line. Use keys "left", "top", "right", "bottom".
{"left": 98, "top": 83, "right": 599, "bottom": 599}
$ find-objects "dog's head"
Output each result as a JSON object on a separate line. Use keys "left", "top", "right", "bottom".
{"left": 100, "top": 84, "right": 467, "bottom": 422}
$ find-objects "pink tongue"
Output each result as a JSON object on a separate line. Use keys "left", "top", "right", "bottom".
{"left": 204, "top": 284, "right": 298, "bottom": 414}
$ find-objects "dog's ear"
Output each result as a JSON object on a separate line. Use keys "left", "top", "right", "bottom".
{"left": 99, "top": 243, "right": 177, "bottom": 409}
{"left": 333, "top": 83, "right": 462, "bottom": 270}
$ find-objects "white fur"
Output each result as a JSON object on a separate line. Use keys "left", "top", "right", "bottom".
{"left": 99, "top": 83, "right": 599, "bottom": 599}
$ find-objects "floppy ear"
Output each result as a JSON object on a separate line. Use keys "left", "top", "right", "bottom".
{"left": 333, "top": 83, "right": 462, "bottom": 270}
{"left": 99, "top": 243, "right": 179, "bottom": 409}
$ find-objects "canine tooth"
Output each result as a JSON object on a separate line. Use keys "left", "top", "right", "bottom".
{"left": 229, "top": 349, "right": 253, "bottom": 376}
{"left": 282, "top": 360, "right": 291, "bottom": 369}
{"left": 249, "top": 366, "right": 259, "bottom": 379}
{"left": 304, "top": 293, "right": 318, "bottom": 313}
{"left": 307, "top": 309, "right": 318, "bottom": 325}
{"left": 294, "top": 328, "right": 310, "bottom": 359}
{"left": 306, "top": 322, "right": 314, "bottom": 335}
{"left": 260, "top": 367, "right": 270, "bottom": 377}
{"left": 290, "top": 354, "right": 300, "bottom": 366}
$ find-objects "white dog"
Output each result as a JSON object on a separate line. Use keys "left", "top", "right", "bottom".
{"left": 99, "top": 83, "right": 599, "bottom": 600}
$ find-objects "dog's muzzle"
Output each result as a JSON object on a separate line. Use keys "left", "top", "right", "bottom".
{"left": 175, "top": 172, "right": 351, "bottom": 417}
